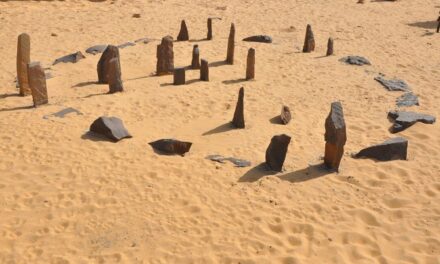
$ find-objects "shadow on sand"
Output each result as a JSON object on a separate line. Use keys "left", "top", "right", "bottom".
{"left": 202, "top": 122, "right": 235, "bottom": 136}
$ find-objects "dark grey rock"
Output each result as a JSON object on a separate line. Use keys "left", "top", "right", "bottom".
{"left": 232, "top": 87, "right": 245, "bottom": 128}
{"left": 265, "top": 134, "right": 291, "bottom": 172}
{"left": 242, "top": 35, "right": 272, "bottom": 43}
{"left": 324, "top": 102, "right": 346, "bottom": 171}
{"left": 89, "top": 116, "right": 132, "bottom": 142}
{"left": 396, "top": 93, "right": 419, "bottom": 107}
{"left": 302, "top": 24, "right": 315, "bottom": 53}
{"left": 388, "top": 111, "right": 436, "bottom": 133}
{"left": 206, "top": 155, "right": 251, "bottom": 167}
{"left": 353, "top": 137, "right": 408, "bottom": 161}
{"left": 149, "top": 139, "right": 192, "bottom": 156}
{"left": 173, "top": 67, "right": 185, "bottom": 85}
{"left": 97, "top": 45, "right": 120, "bottom": 84}
{"left": 86, "top": 45, "right": 108, "bottom": 55}
{"left": 118, "top": 42, "right": 136, "bottom": 49}
{"left": 280, "top": 105, "right": 291, "bottom": 125}
{"left": 53, "top": 51, "right": 86, "bottom": 65}
{"left": 340, "top": 56, "right": 371, "bottom": 66}
{"left": 375, "top": 76, "right": 411, "bottom": 92}
{"left": 134, "top": 37, "right": 153, "bottom": 44}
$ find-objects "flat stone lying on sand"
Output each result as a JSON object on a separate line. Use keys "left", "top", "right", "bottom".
{"left": 353, "top": 137, "right": 408, "bottom": 161}
{"left": 206, "top": 155, "right": 251, "bottom": 167}
{"left": 43, "top": 107, "right": 83, "bottom": 119}
{"left": 17, "top": 33, "right": 31, "bottom": 96}
{"left": 242, "top": 35, "right": 272, "bottom": 43}
{"left": 118, "top": 42, "right": 136, "bottom": 49}
{"left": 388, "top": 111, "right": 436, "bottom": 133}
{"left": 86, "top": 45, "right": 108, "bottom": 55}
{"left": 265, "top": 134, "right": 291, "bottom": 172}
{"left": 149, "top": 139, "right": 192, "bottom": 156}
{"left": 280, "top": 105, "right": 291, "bottom": 125}
{"left": 396, "top": 92, "right": 419, "bottom": 107}
{"left": 89, "top": 116, "right": 132, "bottom": 142}
{"left": 374, "top": 76, "right": 411, "bottom": 92}
{"left": 340, "top": 56, "right": 371, "bottom": 66}
{"left": 53, "top": 51, "right": 85, "bottom": 65}
{"left": 27, "top": 61, "right": 49, "bottom": 107}
{"left": 134, "top": 37, "right": 154, "bottom": 44}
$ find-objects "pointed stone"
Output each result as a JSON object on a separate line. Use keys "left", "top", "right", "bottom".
{"left": 207, "top": 18, "right": 213, "bottom": 40}
{"left": 326, "top": 37, "right": 334, "bottom": 56}
{"left": 226, "top": 23, "right": 235, "bottom": 64}
{"left": 174, "top": 67, "right": 186, "bottom": 85}
{"left": 149, "top": 139, "right": 192, "bottom": 156}
{"left": 53, "top": 51, "right": 85, "bottom": 65}
{"left": 156, "top": 36, "right": 174, "bottom": 76}
{"left": 232, "top": 87, "right": 245, "bottom": 128}
{"left": 97, "top": 45, "right": 120, "bottom": 84}
{"left": 17, "top": 33, "right": 31, "bottom": 96}
{"left": 89, "top": 116, "right": 132, "bottom": 142}
{"left": 388, "top": 111, "right": 436, "bottom": 133}
{"left": 86, "top": 44, "right": 108, "bottom": 55}
{"left": 108, "top": 58, "right": 123, "bottom": 93}
{"left": 246, "top": 48, "right": 255, "bottom": 80}
{"left": 280, "top": 106, "right": 291, "bottom": 125}
{"left": 354, "top": 137, "right": 408, "bottom": 161}
{"left": 177, "top": 20, "right": 189, "bottom": 41}
{"left": 27, "top": 61, "right": 49, "bottom": 107}
{"left": 265, "top": 134, "right": 291, "bottom": 172}
{"left": 324, "top": 102, "right": 347, "bottom": 171}
{"left": 302, "top": 24, "right": 315, "bottom": 53}
{"left": 191, "top": 45, "right": 200, "bottom": 69}
{"left": 200, "top": 59, "right": 209, "bottom": 81}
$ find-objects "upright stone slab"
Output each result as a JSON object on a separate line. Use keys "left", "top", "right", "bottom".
{"left": 232, "top": 87, "right": 245, "bottom": 128}
{"left": 17, "top": 33, "right": 31, "bottom": 96}
{"left": 302, "top": 24, "right": 315, "bottom": 53}
{"left": 226, "top": 23, "right": 235, "bottom": 64}
{"left": 97, "top": 45, "right": 120, "bottom": 84}
{"left": 265, "top": 134, "right": 291, "bottom": 172}
{"left": 108, "top": 58, "right": 123, "bottom": 93}
{"left": 177, "top": 20, "right": 189, "bottom": 41}
{"left": 246, "top": 48, "right": 255, "bottom": 80}
{"left": 207, "top": 18, "right": 213, "bottom": 40}
{"left": 326, "top": 37, "right": 334, "bottom": 56}
{"left": 27, "top": 62, "right": 48, "bottom": 107}
{"left": 200, "top": 59, "right": 209, "bottom": 81}
{"left": 191, "top": 45, "right": 201, "bottom": 69}
{"left": 174, "top": 67, "right": 186, "bottom": 85}
{"left": 156, "top": 36, "right": 174, "bottom": 75}
{"left": 280, "top": 105, "right": 291, "bottom": 125}
{"left": 324, "top": 102, "right": 347, "bottom": 171}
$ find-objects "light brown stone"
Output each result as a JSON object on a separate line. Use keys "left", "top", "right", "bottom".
{"left": 27, "top": 62, "right": 48, "bottom": 107}
{"left": 226, "top": 23, "right": 235, "bottom": 64}
{"left": 17, "top": 33, "right": 31, "bottom": 96}
{"left": 246, "top": 48, "right": 255, "bottom": 80}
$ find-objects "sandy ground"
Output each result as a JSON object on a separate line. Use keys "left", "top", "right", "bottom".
{"left": 0, "top": 0, "right": 439, "bottom": 263}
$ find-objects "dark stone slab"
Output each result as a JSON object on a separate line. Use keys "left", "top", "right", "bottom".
{"left": 226, "top": 23, "right": 235, "bottom": 64}
{"left": 265, "top": 134, "right": 291, "bottom": 172}
{"left": 118, "top": 42, "right": 136, "bottom": 49}
{"left": 340, "top": 56, "right": 371, "bottom": 66}
{"left": 388, "top": 111, "right": 436, "bottom": 133}
{"left": 149, "top": 139, "right": 192, "bottom": 156}
{"left": 53, "top": 51, "right": 85, "bottom": 65}
{"left": 326, "top": 37, "right": 334, "bottom": 56}
{"left": 200, "top": 59, "right": 209, "bottom": 81}
{"left": 17, "top": 33, "right": 31, "bottom": 96}
{"left": 191, "top": 45, "right": 200, "bottom": 69}
{"left": 134, "top": 37, "right": 154, "bottom": 44}
{"left": 353, "top": 137, "right": 408, "bottom": 161}
{"left": 374, "top": 76, "right": 411, "bottom": 92}
{"left": 86, "top": 45, "right": 108, "bottom": 55}
{"left": 232, "top": 87, "right": 245, "bottom": 128}
{"left": 108, "top": 57, "right": 124, "bottom": 93}
{"left": 206, "top": 155, "right": 251, "bottom": 167}
{"left": 177, "top": 20, "right": 189, "bottom": 41}
{"left": 156, "top": 36, "right": 174, "bottom": 75}
{"left": 246, "top": 48, "right": 255, "bottom": 80}
{"left": 97, "top": 45, "right": 120, "bottom": 84}
{"left": 207, "top": 18, "right": 213, "bottom": 40}
{"left": 396, "top": 92, "right": 419, "bottom": 107}
{"left": 324, "top": 102, "right": 346, "bottom": 171}
{"left": 242, "top": 35, "right": 272, "bottom": 43}
{"left": 89, "top": 116, "right": 132, "bottom": 142}
{"left": 173, "top": 67, "right": 186, "bottom": 85}
{"left": 27, "top": 61, "right": 49, "bottom": 107}
{"left": 280, "top": 105, "right": 291, "bottom": 125}
{"left": 302, "top": 24, "right": 315, "bottom": 53}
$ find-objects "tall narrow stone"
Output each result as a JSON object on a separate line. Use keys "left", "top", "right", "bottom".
{"left": 226, "top": 23, "right": 235, "bottom": 64}
{"left": 27, "top": 62, "right": 48, "bottom": 107}
{"left": 177, "top": 20, "right": 189, "bottom": 41}
{"left": 232, "top": 87, "right": 245, "bottom": 128}
{"left": 174, "top": 67, "right": 186, "bottom": 85}
{"left": 302, "top": 24, "right": 315, "bottom": 53}
{"left": 324, "top": 102, "right": 347, "bottom": 171}
{"left": 191, "top": 45, "right": 200, "bottom": 69}
{"left": 97, "top": 45, "right": 120, "bottom": 84}
{"left": 246, "top": 48, "right": 255, "bottom": 80}
{"left": 265, "top": 134, "right": 291, "bottom": 172}
{"left": 17, "top": 33, "right": 31, "bottom": 96}
{"left": 156, "top": 36, "right": 174, "bottom": 76}
{"left": 207, "top": 18, "right": 213, "bottom": 40}
{"left": 108, "top": 58, "right": 123, "bottom": 93}
{"left": 326, "top": 37, "right": 334, "bottom": 56}
{"left": 200, "top": 59, "right": 209, "bottom": 81}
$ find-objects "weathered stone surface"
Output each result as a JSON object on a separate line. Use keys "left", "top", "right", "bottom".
{"left": 374, "top": 76, "right": 411, "bottom": 92}
{"left": 207, "top": 18, "right": 213, "bottom": 40}
{"left": 27, "top": 61, "right": 49, "bottom": 107}
{"left": 89, "top": 116, "right": 132, "bottom": 142}
{"left": 17, "top": 33, "right": 31, "bottom": 96}
{"left": 340, "top": 56, "right": 371, "bottom": 66}
{"left": 246, "top": 48, "right": 255, "bottom": 80}
{"left": 118, "top": 42, "right": 136, "bottom": 49}
{"left": 265, "top": 134, "right": 291, "bottom": 172}
{"left": 86, "top": 45, "right": 108, "bottom": 55}
{"left": 191, "top": 45, "right": 200, "bottom": 69}
{"left": 326, "top": 37, "right": 334, "bottom": 56}
{"left": 53, "top": 51, "right": 85, "bottom": 65}
{"left": 280, "top": 105, "right": 291, "bottom": 125}
{"left": 388, "top": 111, "right": 436, "bottom": 133}
{"left": 173, "top": 67, "right": 186, "bottom": 85}
{"left": 324, "top": 102, "right": 346, "bottom": 171}
{"left": 108, "top": 58, "right": 124, "bottom": 93}
{"left": 177, "top": 20, "right": 189, "bottom": 41}
{"left": 232, "top": 87, "right": 245, "bottom": 128}
{"left": 156, "top": 36, "right": 174, "bottom": 75}
{"left": 206, "top": 155, "right": 251, "bottom": 167}
{"left": 97, "top": 45, "right": 120, "bottom": 84}
{"left": 302, "top": 24, "right": 315, "bottom": 53}
{"left": 200, "top": 59, "right": 209, "bottom": 81}
{"left": 226, "top": 23, "right": 235, "bottom": 64}
{"left": 396, "top": 92, "right": 419, "bottom": 107}
{"left": 242, "top": 35, "right": 272, "bottom": 43}
{"left": 353, "top": 137, "right": 408, "bottom": 161}
{"left": 149, "top": 139, "right": 192, "bottom": 155}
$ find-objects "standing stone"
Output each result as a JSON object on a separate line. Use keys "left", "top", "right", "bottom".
{"left": 280, "top": 105, "right": 291, "bottom": 125}
{"left": 191, "top": 45, "right": 201, "bottom": 69}
{"left": 232, "top": 87, "right": 245, "bottom": 128}
{"left": 437, "top": 15, "right": 440, "bottom": 33}
{"left": 326, "top": 37, "right": 334, "bottom": 56}
{"left": 302, "top": 24, "right": 315, "bottom": 53}
{"left": 246, "top": 48, "right": 255, "bottom": 80}
{"left": 156, "top": 36, "right": 174, "bottom": 75}
{"left": 265, "top": 134, "right": 291, "bottom": 172}
{"left": 27, "top": 62, "right": 48, "bottom": 107}
{"left": 108, "top": 58, "right": 123, "bottom": 93}
{"left": 226, "top": 23, "right": 235, "bottom": 64}
{"left": 17, "top": 33, "right": 31, "bottom": 96}
{"left": 207, "top": 18, "right": 213, "bottom": 40}
{"left": 200, "top": 59, "right": 209, "bottom": 81}
{"left": 177, "top": 20, "right": 189, "bottom": 41}
{"left": 324, "top": 102, "right": 347, "bottom": 171}
{"left": 97, "top": 45, "right": 120, "bottom": 84}
{"left": 174, "top": 67, "right": 186, "bottom": 85}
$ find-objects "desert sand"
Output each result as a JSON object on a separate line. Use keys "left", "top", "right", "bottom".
{"left": 0, "top": 0, "right": 439, "bottom": 263}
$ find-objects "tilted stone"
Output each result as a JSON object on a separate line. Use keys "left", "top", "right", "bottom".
{"left": 97, "top": 45, "right": 120, "bottom": 84}
{"left": 302, "top": 24, "right": 315, "bottom": 53}
{"left": 86, "top": 44, "right": 108, "bottom": 55}
{"left": 226, "top": 23, "right": 235, "bottom": 64}
{"left": 108, "top": 57, "right": 124, "bottom": 93}
{"left": 177, "top": 20, "right": 189, "bottom": 41}
{"left": 53, "top": 51, "right": 85, "bottom": 65}
{"left": 200, "top": 59, "right": 209, "bottom": 81}
{"left": 388, "top": 111, "right": 436, "bottom": 133}
{"left": 265, "top": 134, "right": 291, "bottom": 172}
{"left": 149, "top": 139, "right": 192, "bottom": 156}
{"left": 246, "top": 48, "right": 255, "bottom": 80}
{"left": 353, "top": 137, "right": 408, "bottom": 161}
{"left": 89, "top": 116, "right": 132, "bottom": 142}
{"left": 242, "top": 35, "right": 272, "bottom": 43}
{"left": 232, "top": 87, "right": 245, "bottom": 128}
{"left": 324, "top": 102, "right": 347, "bottom": 171}
{"left": 17, "top": 33, "right": 31, "bottom": 96}
{"left": 326, "top": 37, "right": 334, "bottom": 56}
{"left": 27, "top": 61, "right": 49, "bottom": 107}
{"left": 156, "top": 36, "right": 174, "bottom": 75}
{"left": 280, "top": 105, "right": 291, "bottom": 125}
{"left": 174, "top": 67, "right": 186, "bottom": 85}
{"left": 374, "top": 76, "right": 411, "bottom": 92}
{"left": 117, "top": 42, "right": 136, "bottom": 49}
{"left": 191, "top": 45, "right": 201, "bottom": 69}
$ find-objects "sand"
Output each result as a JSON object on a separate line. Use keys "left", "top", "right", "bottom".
{"left": 0, "top": 0, "right": 439, "bottom": 263}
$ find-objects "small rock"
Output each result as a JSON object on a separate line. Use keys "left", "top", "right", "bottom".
{"left": 388, "top": 111, "right": 436, "bottom": 133}
{"left": 206, "top": 155, "right": 251, "bottom": 167}
{"left": 353, "top": 137, "right": 408, "bottom": 161}
{"left": 43, "top": 107, "right": 82, "bottom": 119}
{"left": 207, "top": 18, "right": 213, "bottom": 40}
{"left": 280, "top": 105, "right": 291, "bottom": 125}
{"left": 340, "top": 56, "right": 371, "bottom": 66}
{"left": 324, "top": 102, "right": 347, "bottom": 171}
{"left": 242, "top": 35, "right": 272, "bottom": 43}
{"left": 89, "top": 116, "right": 132, "bottom": 142}
{"left": 134, "top": 37, "right": 153, "bottom": 44}
{"left": 396, "top": 92, "right": 419, "bottom": 107}
{"left": 86, "top": 45, "right": 108, "bottom": 55}
{"left": 149, "top": 139, "right": 192, "bottom": 156}
{"left": 374, "top": 76, "right": 411, "bottom": 92}
{"left": 326, "top": 37, "right": 334, "bottom": 56}
{"left": 265, "top": 134, "right": 291, "bottom": 172}
{"left": 200, "top": 59, "right": 209, "bottom": 81}
{"left": 53, "top": 51, "right": 85, "bottom": 65}
{"left": 132, "top": 14, "right": 141, "bottom": 18}
{"left": 226, "top": 23, "right": 235, "bottom": 64}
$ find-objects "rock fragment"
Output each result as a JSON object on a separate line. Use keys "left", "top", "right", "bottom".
{"left": 191, "top": 45, "right": 200, "bottom": 69}
{"left": 149, "top": 139, "right": 192, "bottom": 155}
{"left": 280, "top": 106, "right": 291, "bottom": 125}
{"left": 174, "top": 67, "right": 186, "bottom": 85}
{"left": 353, "top": 137, "right": 408, "bottom": 161}
{"left": 246, "top": 48, "right": 255, "bottom": 80}
{"left": 86, "top": 45, "right": 108, "bottom": 55}
{"left": 97, "top": 45, "right": 120, "bottom": 84}
{"left": 340, "top": 56, "right": 371, "bottom": 66}
{"left": 177, "top": 20, "right": 189, "bottom": 41}
{"left": 326, "top": 37, "right": 334, "bottom": 56}
{"left": 302, "top": 24, "right": 315, "bottom": 53}
{"left": 396, "top": 93, "right": 419, "bottom": 107}
{"left": 89, "top": 116, "right": 132, "bottom": 142}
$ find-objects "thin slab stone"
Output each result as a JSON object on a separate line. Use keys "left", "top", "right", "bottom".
{"left": 396, "top": 92, "right": 419, "bottom": 107}
{"left": 17, "top": 33, "right": 31, "bottom": 96}
{"left": 388, "top": 111, "right": 436, "bottom": 133}
{"left": 302, "top": 24, "right": 315, "bottom": 53}
{"left": 280, "top": 105, "right": 291, "bottom": 125}
{"left": 108, "top": 57, "right": 124, "bottom": 93}
{"left": 226, "top": 23, "right": 235, "bottom": 64}
{"left": 156, "top": 36, "right": 174, "bottom": 75}
{"left": 174, "top": 67, "right": 186, "bottom": 85}
{"left": 326, "top": 37, "right": 334, "bottom": 56}
{"left": 246, "top": 48, "right": 255, "bottom": 80}
{"left": 242, "top": 35, "right": 272, "bottom": 43}
{"left": 53, "top": 51, "right": 85, "bottom": 65}
{"left": 353, "top": 137, "right": 408, "bottom": 161}
{"left": 232, "top": 87, "right": 245, "bottom": 128}
{"left": 177, "top": 20, "right": 189, "bottom": 41}
{"left": 374, "top": 76, "right": 411, "bottom": 92}
{"left": 265, "top": 134, "right": 291, "bottom": 172}
{"left": 200, "top": 59, "right": 209, "bottom": 81}
{"left": 86, "top": 45, "right": 108, "bottom": 55}
{"left": 27, "top": 61, "right": 49, "bottom": 107}
{"left": 191, "top": 45, "right": 200, "bottom": 69}
{"left": 207, "top": 18, "right": 213, "bottom": 40}
{"left": 97, "top": 45, "right": 120, "bottom": 84}
{"left": 324, "top": 102, "right": 347, "bottom": 171}
{"left": 149, "top": 139, "right": 192, "bottom": 156}
{"left": 89, "top": 116, "right": 132, "bottom": 142}
{"left": 340, "top": 56, "right": 371, "bottom": 66}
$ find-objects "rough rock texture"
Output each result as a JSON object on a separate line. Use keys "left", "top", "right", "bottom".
{"left": 340, "top": 56, "right": 371, "bottom": 66}
{"left": 207, "top": 18, "right": 213, "bottom": 40}
{"left": 17, "top": 33, "right": 31, "bottom": 96}
{"left": 108, "top": 58, "right": 124, "bottom": 93}
{"left": 324, "top": 102, "right": 347, "bottom": 171}
{"left": 97, "top": 45, "right": 120, "bottom": 84}
{"left": 242, "top": 35, "right": 272, "bottom": 43}
{"left": 86, "top": 45, "right": 108, "bottom": 55}
{"left": 302, "top": 24, "right": 315, "bottom": 53}
{"left": 89, "top": 116, "right": 132, "bottom": 142}
{"left": 226, "top": 23, "right": 235, "bottom": 64}
{"left": 53, "top": 51, "right": 85, "bottom": 65}
{"left": 177, "top": 20, "right": 189, "bottom": 41}
{"left": 27, "top": 61, "right": 49, "bottom": 107}
{"left": 117, "top": 42, "right": 136, "bottom": 49}
{"left": 149, "top": 139, "right": 192, "bottom": 156}
{"left": 246, "top": 48, "right": 255, "bottom": 80}
{"left": 265, "top": 134, "right": 291, "bottom": 172}
{"left": 354, "top": 137, "right": 408, "bottom": 161}
{"left": 232, "top": 87, "right": 245, "bottom": 128}
{"left": 374, "top": 76, "right": 411, "bottom": 92}
{"left": 200, "top": 59, "right": 209, "bottom": 81}
{"left": 396, "top": 93, "right": 419, "bottom": 107}
{"left": 191, "top": 45, "right": 200, "bottom": 69}
{"left": 156, "top": 36, "right": 174, "bottom": 75}
{"left": 326, "top": 37, "right": 334, "bottom": 56}
{"left": 388, "top": 111, "right": 436, "bottom": 133}
{"left": 206, "top": 155, "right": 251, "bottom": 167}
{"left": 174, "top": 67, "right": 186, "bottom": 85}
{"left": 280, "top": 105, "right": 291, "bottom": 125}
